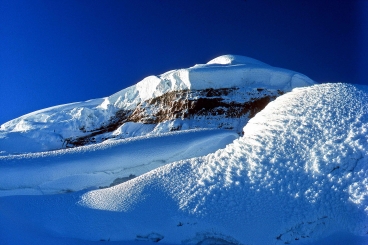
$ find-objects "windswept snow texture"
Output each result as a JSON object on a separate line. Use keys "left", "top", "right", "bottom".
{"left": 0, "top": 55, "right": 314, "bottom": 155}
{"left": 79, "top": 83, "right": 368, "bottom": 244}
{"left": 0, "top": 129, "right": 237, "bottom": 196}
{"left": 0, "top": 83, "right": 367, "bottom": 244}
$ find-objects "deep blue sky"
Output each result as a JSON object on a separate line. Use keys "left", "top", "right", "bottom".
{"left": 1, "top": 0, "right": 367, "bottom": 124}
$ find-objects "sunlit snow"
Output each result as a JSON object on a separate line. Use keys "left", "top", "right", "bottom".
{"left": 0, "top": 83, "right": 367, "bottom": 245}
{"left": 0, "top": 56, "right": 367, "bottom": 245}
{"left": 0, "top": 129, "right": 237, "bottom": 196}
{"left": 77, "top": 83, "right": 368, "bottom": 245}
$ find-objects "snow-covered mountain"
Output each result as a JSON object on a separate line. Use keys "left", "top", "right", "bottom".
{"left": 1, "top": 55, "right": 367, "bottom": 245}
{"left": 0, "top": 55, "right": 314, "bottom": 195}
{"left": 0, "top": 55, "right": 313, "bottom": 155}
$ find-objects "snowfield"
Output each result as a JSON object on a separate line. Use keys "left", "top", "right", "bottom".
{"left": 0, "top": 129, "right": 237, "bottom": 196}
{"left": 0, "top": 83, "right": 368, "bottom": 245}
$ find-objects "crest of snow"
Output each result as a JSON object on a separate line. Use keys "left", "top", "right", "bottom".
{"left": 107, "top": 54, "right": 314, "bottom": 108}
{"left": 206, "top": 54, "right": 269, "bottom": 66}
{"left": 79, "top": 83, "right": 368, "bottom": 244}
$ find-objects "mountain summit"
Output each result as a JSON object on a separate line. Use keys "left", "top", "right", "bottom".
{"left": 0, "top": 56, "right": 367, "bottom": 245}
{"left": 0, "top": 55, "right": 314, "bottom": 155}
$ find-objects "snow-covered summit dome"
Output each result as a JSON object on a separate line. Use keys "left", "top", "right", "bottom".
{"left": 0, "top": 55, "right": 315, "bottom": 155}
{"left": 206, "top": 54, "right": 268, "bottom": 66}
{"left": 90, "top": 54, "right": 315, "bottom": 112}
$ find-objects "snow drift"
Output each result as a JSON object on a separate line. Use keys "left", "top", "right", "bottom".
{"left": 79, "top": 83, "right": 368, "bottom": 244}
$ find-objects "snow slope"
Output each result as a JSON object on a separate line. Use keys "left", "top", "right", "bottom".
{"left": 0, "top": 129, "right": 237, "bottom": 196}
{"left": 0, "top": 55, "right": 314, "bottom": 155}
{"left": 0, "top": 83, "right": 367, "bottom": 245}
{"left": 78, "top": 83, "right": 368, "bottom": 245}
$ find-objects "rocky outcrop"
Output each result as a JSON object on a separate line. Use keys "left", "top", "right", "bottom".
{"left": 64, "top": 87, "right": 283, "bottom": 147}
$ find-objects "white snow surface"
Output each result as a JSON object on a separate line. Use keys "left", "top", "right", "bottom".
{"left": 0, "top": 55, "right": 314, "bottom": 155}
{"left": 78, "top": 83, "right": 368, "bottom": 244}
{"left": 0, "top": 83, "right": 367, "bottom": 245}
{"left": 0, "top": 129, "right": 237, "bottom": 196}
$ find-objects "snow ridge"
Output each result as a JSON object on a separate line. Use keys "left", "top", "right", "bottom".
{"left": 80, "top": 83, "right": 368, "bottom": 244}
